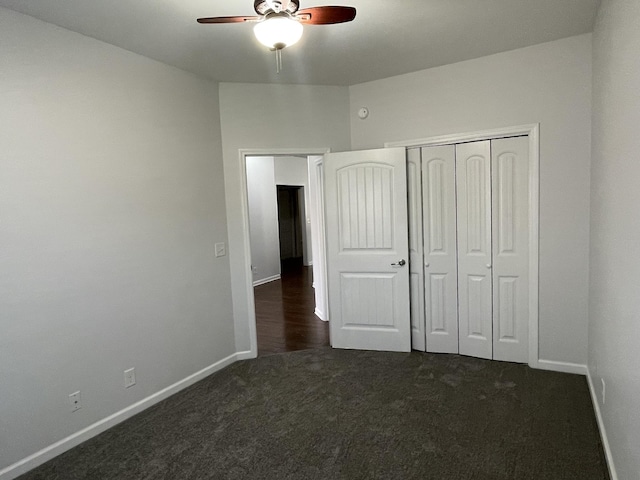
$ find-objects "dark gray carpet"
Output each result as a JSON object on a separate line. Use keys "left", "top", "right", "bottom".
{"left": 19, "top": 349, "right": 609, "bottom": 480}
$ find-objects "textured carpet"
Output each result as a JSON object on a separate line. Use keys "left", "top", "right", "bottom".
{"left": 19, "top": 349, "right": 609, "bottom": 480}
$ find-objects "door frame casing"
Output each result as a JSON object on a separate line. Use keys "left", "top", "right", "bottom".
{"left": 238, "top": 148, "right": 331, "bottom": 357}
{"left": 385, "top": 124, "right": 540, "bottom": 369}
{"left": 308, "top": 155, "right": 329, "bottom": 321}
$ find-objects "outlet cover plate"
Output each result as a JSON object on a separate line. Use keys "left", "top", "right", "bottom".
{"left": 69, "top": 391, "right": 81, "bottom": 412}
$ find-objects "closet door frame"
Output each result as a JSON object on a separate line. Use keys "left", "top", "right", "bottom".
{"left": 386, "top": 124, "right": 539, "bottom": 369}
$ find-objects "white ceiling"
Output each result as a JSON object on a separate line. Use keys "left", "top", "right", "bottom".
{"left": 0, "top": 0, "right": 599, "bottom": 86}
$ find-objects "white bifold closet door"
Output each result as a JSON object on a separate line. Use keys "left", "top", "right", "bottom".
{"left": 491, "top": 137, "right": 529, "bottom": 362}
{"left": 413, "top": 136, "right": 530, "bottom": 363}
{"left": 421, "top": 145, "right": 459, "bottom": 354}
{"left": 456, "top": 141, "right": 493, "bottom": 359}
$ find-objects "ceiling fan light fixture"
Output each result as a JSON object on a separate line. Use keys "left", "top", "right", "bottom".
{"left": 253, "top": 15, "right": 303, "bottom": 49}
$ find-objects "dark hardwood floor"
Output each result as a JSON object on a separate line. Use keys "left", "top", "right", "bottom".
{"left": 254, "top": 258, "right": 329, "bottom": 356}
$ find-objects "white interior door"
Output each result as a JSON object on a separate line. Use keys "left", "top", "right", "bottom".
{"left": 491, "top": 136, "right": 529, "bottom": 362}
{"left": 407, "top": 148, "right": 425, "bottom": 351}
{"left": 324, "top": 148, "right": 411, "bottom": 352}
{"left": 422, "top": 145, "right": 459, "bottom": 354}
{"left": 456, "top": 141, "right": 493, "bottom": 359}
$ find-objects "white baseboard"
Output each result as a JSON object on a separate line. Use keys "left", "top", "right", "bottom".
{"left": 586, "top": 369, "right": 618, "bottom": 480}
{"left": 314, "top": 308, "right": 328, "bottom": 321}
{"left": 252, "top": 274, "right": 280, "bottom": 287}
{"left": 235, "top": 350, "right": 256, "bottom": 361}
{"left": 0, "top": 352, "right": 242, "bottom": 480}
{"left": 534, "top": 359, "right": 588, "bottom": 375}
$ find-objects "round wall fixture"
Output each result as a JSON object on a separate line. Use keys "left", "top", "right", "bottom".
{"left": 358, "top": 107, "right": 369, "bottom": 119}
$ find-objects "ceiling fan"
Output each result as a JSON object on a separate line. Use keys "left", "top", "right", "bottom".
{"left": 197, "top": 0, "right": 356, "bottom": 72}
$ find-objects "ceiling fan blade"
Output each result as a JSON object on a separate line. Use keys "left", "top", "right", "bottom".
{"left": 197, "top": 15, "right": 260, "bottom": 24}
{"left": 295, "top": 6, "right": 356, "bottom": 25}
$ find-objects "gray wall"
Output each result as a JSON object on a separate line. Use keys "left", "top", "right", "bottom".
{"left": 590, "top": 1, "right": 640, "bottom": 477}
{"left": 0, "top": 7, "right": 234, "bottom": 471}
{"left": 218, "top": 83, "right": 352, "bottom": 354}
{"left": 349, "top": 35, "right": 593, "bottom": 366}
{"left": 246, "top": 155, "right": 312, "bottom": 286}
{"left": 5, "top": 5, "right": 632, "bottom": 475}
{"left": 246, "top": 156, "right": 280, "bottom": 285}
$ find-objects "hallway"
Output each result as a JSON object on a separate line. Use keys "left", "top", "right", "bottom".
{"left": 254, "top": 259, "right": 330, "bottom": 356}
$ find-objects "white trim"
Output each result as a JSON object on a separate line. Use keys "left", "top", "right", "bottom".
{"left": 527, "top": 125, "right": 540, "bottom": 369}
{"left": 0, "top": 352, "right": 241, "bottom": 480}
{"left": 587, "top": 368, "right": 619, "bottom": 480}
{"left": 384, "top": 124, "right": 539, "bottom": 148}
{"left": 235, "top": 350, "right": 257, "bottom": 361}
{"left": 252, "top": 274, "right": 281, "bottom": 287}
{"left": 239, "top": 148, "right": 331, "bottom": 358}
{"left": 386, "top": 124, "right": 540, "bottom": 368}
{"left": 238, "top": 152, "right": 258, "bottom": 358}
{"left": 309, "top": 156, "right": 329, "bottom": 327}
{"left": 314, "top": 308, "right": 328, "bottom": 321}
{"left": 535, "top": 359, "right": 588, "bottom": 376}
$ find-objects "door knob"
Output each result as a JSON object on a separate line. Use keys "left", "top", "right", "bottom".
{"left": 486, "top": 264, "right": 492, "bottom": 269}
{"left": 424, "top": 262, "right": 430, "bottom": 268}
{"left": 391, "top": 259, "right": 406, "bottom": 267}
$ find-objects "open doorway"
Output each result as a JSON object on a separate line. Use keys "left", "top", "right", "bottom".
{"left": 277, "top": 185, "right": 305, "bottom": 267}
{"left": 245, "top": 155, "right": 329, "bottom": 356}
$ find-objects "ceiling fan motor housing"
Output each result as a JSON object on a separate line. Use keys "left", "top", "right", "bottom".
{"left": 254, "top": 0, "right": 300, "bottom": 15}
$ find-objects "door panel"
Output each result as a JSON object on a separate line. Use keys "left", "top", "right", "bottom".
{"left": 421, "top": 145, "right": 459, "bottom": 353}
{"left": 407, "top": 148, "right": 425, "bottom": 351}
{"left": 456, "top": 141, "right": 493, "bottom": 359}
{"left": 491, "top": 136, "right": 529, "bottom": 362}
{"left": 340, "top": 274, "right": 394, "bottom": 327}
{"left": 325, "top": 148, "right": 411, "bottom": 352}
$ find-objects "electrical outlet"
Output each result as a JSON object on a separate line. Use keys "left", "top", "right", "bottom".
{"left": 601, "top": 378, "right": 606, "bottom": 405}
{"left": 214, "top": 242, "right": 226, "bottom": 258}
{"left": 69, "top": 391, "right": 81, "bottom": 412}
{"left": 124, "top": 368, "right": 136, "bottom": 388}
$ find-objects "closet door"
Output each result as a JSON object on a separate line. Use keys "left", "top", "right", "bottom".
{"left": 456, "top": 141, "right": 493, "bottom": 360}
{"left": 491, "top": 136, "right": 529, "bottom": 363}
{"left": 422, "top": 145, "right": 459, "bottom": 354}
{"left": 407, "top": 148, "right": 426, "bottom": 351}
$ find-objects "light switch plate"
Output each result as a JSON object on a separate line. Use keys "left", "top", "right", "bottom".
{"left": 215, "top": 242, "right": 226, "bottom": 257}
